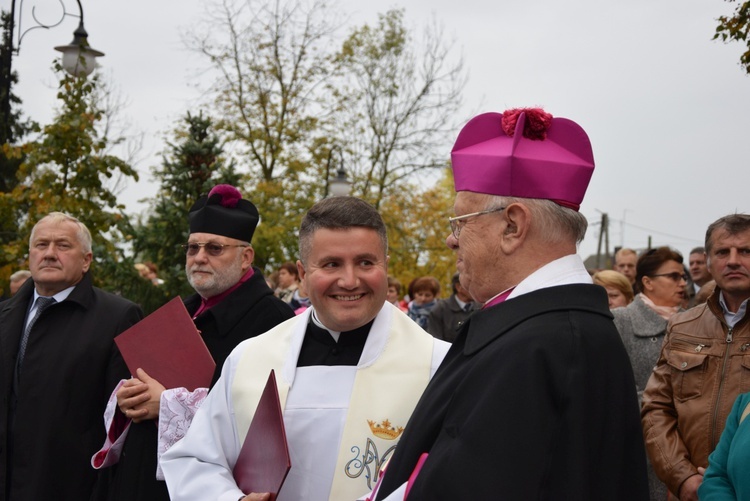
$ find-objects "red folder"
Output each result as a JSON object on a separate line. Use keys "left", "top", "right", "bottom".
{"left": 233, "top": 370, "right": 291, "bottom": 500}
{"left": 114, "top": 296, "right": 215, "bottom": 391}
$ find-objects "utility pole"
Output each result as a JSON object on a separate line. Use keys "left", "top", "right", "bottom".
{"left": 596, "top": 212, "right": 610, "bottom": 269}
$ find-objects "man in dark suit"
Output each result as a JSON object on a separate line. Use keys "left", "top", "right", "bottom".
{"left": 0, "top": 212, "right": 143, "bottom": 501}
{"left": 426, "top": 272, "right": 477, "bottom": 342}
{"left": 374, "top": 108, "right": 648, "bottom": 500}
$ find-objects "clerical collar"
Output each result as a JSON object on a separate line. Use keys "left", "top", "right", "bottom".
{"left": 311, "top": 309, "right": 343, "bottom": 342}
{"left": 193, "top": 267, "right": 254, "bottom": 319}
{"left": 308, "top": 309, "right": 376, "bottom": 344}
{"left": 297, "top": 314, "right": 375, "bottom": 367}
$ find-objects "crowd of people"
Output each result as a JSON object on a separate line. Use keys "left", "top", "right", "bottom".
{"left": 585, "top": 220, "right": 750, "bottom": 501}
{"left": 1, "top": 106, "right": 749, "bottom": 501}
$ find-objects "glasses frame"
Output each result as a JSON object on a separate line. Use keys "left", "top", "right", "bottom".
{"left": 448, "top": 207, "right": 506, "bottom": 240}
{"left": 649, "top": 272, "right": 689, "bottom": 283}
{"left": 181, "top": 242, "right": 250, "bottom": 257}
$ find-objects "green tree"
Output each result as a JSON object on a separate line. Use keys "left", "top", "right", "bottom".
{"left": 0, "top": 11, "right": 38, "bottom": 295}
{"left": 187, "top": 3, "right": 467, "bottom": 267}
{"left": 0, "top": 10, "right": 36, "bottom": 153}
{"left": 185, "top": 0, "right": 343, "bottom": 267}
{"left": 715, "top": 0, "right": 750, "bottom": 74}
{"left": 132, "top": 111, "right": 240, "bottom": 311}
{"left": 333, "top": 9, "right": 465, "bottom": 210}
{"left": 186, "top": 0, "right": 337, "bottom": 183}
{"left": 382, "top": 168, "right": 457, "bottom": 295}
{"left": 0, "top": 65, "right": 138, "bottom": 293}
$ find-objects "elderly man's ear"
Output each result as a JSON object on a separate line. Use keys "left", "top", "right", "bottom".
{"left": 242, "top": 246, "right": 255, "bottom": 270}
{"left": 499, "top": 203, "right": 531, "bottom": 253}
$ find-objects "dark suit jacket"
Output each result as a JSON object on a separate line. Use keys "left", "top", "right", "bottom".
{"left": 0, "top": 273, "right": 143, "bottom": 501}
{"left": 426, "top": 295, "right": 477, "bottom": 342}
{"left": 376, "top": 284, "right": 649, "bottom": 500}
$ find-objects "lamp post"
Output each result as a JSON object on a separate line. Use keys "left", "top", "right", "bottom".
{"left": 329, "top": 167, "right": 352, "bottom": 197}
{"left": 53, "top": 2, "right": 104, "bottom": 77}
{"left": 324, "top": 147, "right": 352, "bottom": 197}
{"left": 1, "top": 0, "right": 103, "bottom": 141}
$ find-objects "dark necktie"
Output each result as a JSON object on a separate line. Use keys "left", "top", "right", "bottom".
{"left": 17, "top": 297, "right": 56, "bottom": 374}
{"left": 464, "top": 303, "right": 472, "bottom": 312}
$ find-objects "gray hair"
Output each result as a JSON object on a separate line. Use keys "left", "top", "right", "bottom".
{"left": 10, "top": 270, "right": 32, "bottom": 282}
{"left": 30, "top": 212, "right": 93, "bottom": 254}
{"left": 481, "top": 194, "right": 588, "bottom": 244}
{"left": 299, "top": 197, "right": 387, "bottom": 264}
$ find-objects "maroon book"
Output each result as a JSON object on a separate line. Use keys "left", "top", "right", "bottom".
{"left": 233, "top": 370, "right": 291, "bottom": 500}
{"left": 114, "top": 296, "right": 215, "bottom": 391}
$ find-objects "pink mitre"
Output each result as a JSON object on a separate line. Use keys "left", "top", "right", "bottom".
{"left": 450, "top": 108, "right": 595, "bottom": 211}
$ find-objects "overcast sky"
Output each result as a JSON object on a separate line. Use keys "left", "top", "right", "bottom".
{"left": 10, "top": 0, "right": 750, "bottom": 262}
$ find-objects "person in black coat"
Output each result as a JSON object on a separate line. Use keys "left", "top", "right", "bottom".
{"left": 98, "top": 185, "right": 293, "bottom": 501}
{"left": 374, "top": 109, "right": 648, "bottom": 500}
{"left": 0, "top": 212, "right": 143, "bottom": 501}
{"left": 426, "top": 272, "right": 477, "bottom": 342}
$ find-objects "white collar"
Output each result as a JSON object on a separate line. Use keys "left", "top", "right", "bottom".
{"left": 507, "top": 254, "right": 592, "bottom": 301}
{"left": 283, "top": 302, "right": 394, "bottom": 384}
{"left": 33, "top": 285, "right": 75, "bottom": 304}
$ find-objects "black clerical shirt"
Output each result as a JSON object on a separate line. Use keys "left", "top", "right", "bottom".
{"left": 296, "top": 320, "right": 374, "bottom": 367}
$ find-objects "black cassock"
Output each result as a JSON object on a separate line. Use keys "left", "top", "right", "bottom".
{"left": 376, "top": 284, "right": 649, "bottom": 501}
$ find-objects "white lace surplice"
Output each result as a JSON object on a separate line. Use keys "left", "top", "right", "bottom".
{"left": 91, "top": 382, "right": 208, "bottom": 481}
{"left": 156, "top": 387, "right": 209, "bottom": 479}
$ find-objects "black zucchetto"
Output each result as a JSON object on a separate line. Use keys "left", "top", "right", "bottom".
{"left": 188, "top": 184, "right": 259, "bottom": 242}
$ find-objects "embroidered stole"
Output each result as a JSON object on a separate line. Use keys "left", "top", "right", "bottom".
{"left": 232, "top": 305, "right": 434, "bottom": 500}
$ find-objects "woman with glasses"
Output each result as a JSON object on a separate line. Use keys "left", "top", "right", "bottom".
{"left": 612, "top": 246, "right": 687, "bottom": 396}
{"left": 612, "top": 246, "right": 687, "bottom": 501}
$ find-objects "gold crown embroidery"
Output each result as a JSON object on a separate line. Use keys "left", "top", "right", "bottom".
{"left": 367, "top": 419, "right": 404, "bottom": 440}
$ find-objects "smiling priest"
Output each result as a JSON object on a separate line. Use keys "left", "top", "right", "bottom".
{"left": 161, "top": 196, "right": 450, "bottom": 501}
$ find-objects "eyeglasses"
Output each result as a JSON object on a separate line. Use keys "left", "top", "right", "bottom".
{"left": 650, "top": 272, "right": 689, "bottom": 283}
{"left": 181, "top": 242, "right": 249, "bottom": 257}
{"left": 448, "top": 207, "right": 506, "bottom": 239}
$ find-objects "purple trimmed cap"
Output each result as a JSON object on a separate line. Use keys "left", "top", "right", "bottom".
{"left": 451, "top": 108, "right": 595, "bottom": 211}
{"left": 189, "top": 185, "right": 259, "bottom": 242}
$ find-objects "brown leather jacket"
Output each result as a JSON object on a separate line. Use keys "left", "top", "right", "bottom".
{"left": 641, "top": 288, "right": 750, "bottom": 496}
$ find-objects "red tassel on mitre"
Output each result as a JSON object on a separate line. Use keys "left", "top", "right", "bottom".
{"left": 501, "top": 108, "right": 553, "bottom": 140}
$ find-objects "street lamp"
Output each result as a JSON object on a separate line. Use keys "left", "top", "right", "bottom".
{"left": 323, "top": 146, "right": 352, "bottom": 197}
{"left": 2, "top": 0, "right": 103, "bottom": 140}
{"left": 2, "top": 0, "right": 103, "bottom": 142}
{"left": 54, "top": 14, "right": 104, "bottom": 77}
{"left": 10, "top": 0, "right": 103, "bottom": 76}
{"left": 328, "top": 167, "right": 352, "bottom": 197}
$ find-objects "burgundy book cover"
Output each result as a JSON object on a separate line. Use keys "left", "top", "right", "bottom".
{"left": 233, "top": 370, "right": 291, "bottom": 500}
{"left": 114, "top": 296, "right": 215, "bottom": 392}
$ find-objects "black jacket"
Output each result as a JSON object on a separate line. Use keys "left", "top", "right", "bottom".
{"left": 426, "top": 294, "right": 477, "bottom": 342}
{"left": 0, "top": 273, "right": 143, "bottom": 501}
{"left": 376, "top": 284, "right": 649, "bottom": 500}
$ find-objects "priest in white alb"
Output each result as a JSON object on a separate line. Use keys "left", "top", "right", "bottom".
{"left": 160, "top": 196, "right": 450, "bottom": 501}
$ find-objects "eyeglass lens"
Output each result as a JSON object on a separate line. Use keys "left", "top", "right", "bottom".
{"left": 185, "top": 243, "right": 226, "bottom": 256}
{"left": 655, "top": 272, "right": 688, "bottom": 282}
